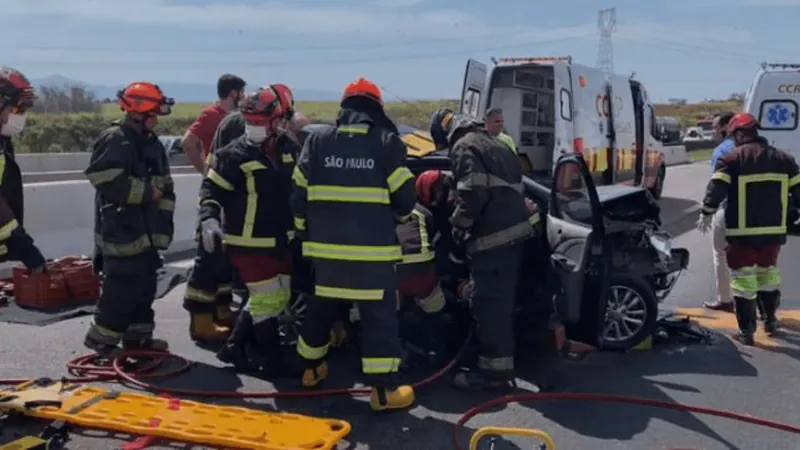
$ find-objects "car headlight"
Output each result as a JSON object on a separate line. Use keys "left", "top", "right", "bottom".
{"left": 649, "top": 233, "right": 673, "bottom": 259}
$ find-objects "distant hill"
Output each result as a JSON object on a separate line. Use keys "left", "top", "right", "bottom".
{"left": 30, "top": 74, "right": 343, "bottom": 103}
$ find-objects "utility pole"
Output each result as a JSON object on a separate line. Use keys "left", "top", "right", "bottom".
{"left": 596, "top": 8, "right": 616, "bottom": 75}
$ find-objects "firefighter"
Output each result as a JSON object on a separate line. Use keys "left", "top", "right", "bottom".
{"left": 83, "top": 82, "right": 176, "bottom": 358}
{"left": 0, "top": 68, "right": 46, "bottom": 274}
{"left": 430, "top": 112, "right": 534, "bottom": 390}
{"left": 181, "top": 74, "right": 246, "bottom": 341}
{"left": 698, "top": 112, "right": 800, "bottom": 345}
{"left": 200, "top": 85, "right": 297, "bottom": 374}
{"left": 292, "top": 77, "right": 417, "bottom": 411}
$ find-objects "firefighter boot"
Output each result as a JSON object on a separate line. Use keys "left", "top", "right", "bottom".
{"left": 759, "top": 291, "right": 781, "bottom": 335}
{"left": 216, "top": 311, "right": 258, "bottom": 372}
{"left": 84, "top": 333, "right": 124, "bottom": 360}
{"left": 189, "top": 312, "right": 231, "bottom": 342}
{"left": 123, "top": 337, "right": 169, "bottom": 352}
{"left": 369, "top": 385, "right": 416, "bottom": 411}
{"left": 733, "top": 296, "right": 757, "bottom": 345}
{"left": 215, "top": 304, "right": 236, "bottom": 329}
{"left": 301, "top": 361, "right": 328, "bottom": 388}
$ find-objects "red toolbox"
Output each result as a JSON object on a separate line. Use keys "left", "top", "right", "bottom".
{"left": 12, "top": 256, "right": 100, "bottom": 309}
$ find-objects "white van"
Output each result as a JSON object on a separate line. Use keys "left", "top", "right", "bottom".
{"left": 459, "top": 56, "right": 669, "bottom": 197}
{"left": 743, "top": 63, "right": 800, "bottom": 158}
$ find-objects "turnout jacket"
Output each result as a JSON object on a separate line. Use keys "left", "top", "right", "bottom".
{"left": 703, "top": 136, "right": 800, "bottom": 247}
{"left": 86, "top": 122, "right": 175, "bottom": 258}
{"left": 448, "top": 117, "right": 534, "bottom": 254}
{"left": 291, "top": 109, "right": 416, "bottom": 301}
{"left": 199, "top": 135, "right": 298, "bottom": 252}
{"left": 0, "top": 137, "right": 44, "bottom": 267}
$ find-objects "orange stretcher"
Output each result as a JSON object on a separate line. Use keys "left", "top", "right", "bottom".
{"left": 0, "top": 379, "right": 351, "bottom": 450}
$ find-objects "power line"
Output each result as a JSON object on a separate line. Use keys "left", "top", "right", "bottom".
{"left": 20, "top": 29, "right": 590, "bottom": 53}
{"left": 12, "top": 35, "right": 592, "bottom": 69}
{"left": 617, "top": 33, "right": 788, "bottom": 63}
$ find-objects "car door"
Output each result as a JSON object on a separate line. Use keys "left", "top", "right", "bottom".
{"left": 460, "top": 59, "right": 487, "bottom": 119}
{"left": 547, "top": 153, "right": 610, "bottom": 339}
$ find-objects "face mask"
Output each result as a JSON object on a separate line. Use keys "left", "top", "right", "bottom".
{"left": 244, "top": 124, "right": 268, "bottom": 144}
{"left": 1, "top": 114, "right": 27, "bottom": 137}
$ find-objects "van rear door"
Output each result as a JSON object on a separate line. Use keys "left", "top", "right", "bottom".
{"left": 608, "top": 75, "right": 637, "bottom": 185}
{"left": 569, "top": 66, "right": 610, "bottom": 185}
{"left": 552, "top": 61, "right": 575, "bottom": 174}
{"left": 460, "top": 59, "right": 487, "bottom": 119}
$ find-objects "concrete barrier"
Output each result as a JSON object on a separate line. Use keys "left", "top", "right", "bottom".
{"left": 0, "top": 174, "right": 202, "bottom": 273}
{"left": 14, "top": 153, "right": 190, "bottom": 174}
{"left": 662, "top": 144, "right": 689, "bottom": 166}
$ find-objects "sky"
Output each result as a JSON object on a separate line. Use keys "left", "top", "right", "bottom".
{"left": 4, "top": 0, "right": 798, "bottom": 102}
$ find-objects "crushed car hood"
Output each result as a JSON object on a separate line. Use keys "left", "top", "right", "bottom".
{"left": 596, "top": 185, "right": 661, "bottom": 224}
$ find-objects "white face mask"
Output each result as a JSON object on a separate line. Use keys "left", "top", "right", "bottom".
{"left": 1, "top": 114, "right": 27, "bottom": 137}
{"left": 244, "top": 124, "right": 268, "bottom": 144}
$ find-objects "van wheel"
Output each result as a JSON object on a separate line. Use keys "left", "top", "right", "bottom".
{"left": 649, "top": 165, "right": 665, "bottom": 199}
{"left": 600, "top": 274, "right": 658, "bottom": 351}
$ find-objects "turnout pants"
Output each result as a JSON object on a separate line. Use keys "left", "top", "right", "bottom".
{"left": 227, "top": 250, "right": 292, "bottom": 351}
{"left": 297, "top": 288, "right": 403, "bottom": 386}
{"left": 182, "top": 240, "right": 234, "bottom": 313}
{"left": 726, "top": 244, "right": 782, "bottom": 332}
{"left": 469, "top": 243, "right": 524, "bottom": 380}
{"left": 87, "top": 250, "right": 162, "bottom": 346}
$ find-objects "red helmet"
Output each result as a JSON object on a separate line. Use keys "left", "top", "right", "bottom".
{"left": 727, "top": 112, "right": 759, "bottom": 135}
{"left": 117, "top": 82, "right": 174, "bottom": 115}
{"left": 0, "top": 67, "right": 35, "bottom": 113}
{"left": 241, "top": 84, "right": 294, "bottom": 126}
{"left": 416, "top": 170, "right": 445, "bottom": 207}
{"left": 342, "top": 77, "right": 383, "bottom": 106}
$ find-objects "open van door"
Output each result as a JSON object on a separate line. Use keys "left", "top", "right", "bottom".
{"left": 548, "top": 154, "right": 611, "bottom": 346}
{"left": 460, "top": 59, "right": 487, "bottom": 119}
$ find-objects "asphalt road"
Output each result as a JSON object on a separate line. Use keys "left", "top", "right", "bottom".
{"left": 1, "top": 162, "right": 800, "bottom": 450}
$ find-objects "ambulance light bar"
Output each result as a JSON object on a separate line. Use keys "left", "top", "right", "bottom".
{"left": 497, "top": 56, "right": 572, "bottom": 65}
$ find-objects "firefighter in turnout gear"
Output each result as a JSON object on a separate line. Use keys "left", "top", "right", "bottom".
{"left": 699, "top": 112, "right": 800, "bottom": 344}
{"left": 181, "top": 74, "right": 246, "bottom": 341}
{"left": 200, "top": 85, "right": 298, "bottom": 374}
{"left": 292, "top": 78, "right": 417, "bottom": 411}
{"left": 430, "top": 112, "right": 534, "bottom": 390}
{"left": 83, "top": 82, "right": 176, "bottom": 358}
{"left": 0, "top": 68, "right": 46, "bottom": 273}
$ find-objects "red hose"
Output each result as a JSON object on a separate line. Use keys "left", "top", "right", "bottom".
{"left": 2, "top": 329, "right": 799, "bottom": 450}
{"left": 453, "top": 392, "right": 800, "bottom": 450}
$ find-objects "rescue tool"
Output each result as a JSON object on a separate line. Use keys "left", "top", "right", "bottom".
{"left": 0, "top": 379, "right": 351, "bottom": 450}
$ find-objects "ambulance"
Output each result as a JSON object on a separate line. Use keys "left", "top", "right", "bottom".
{"left": 743, "top": 62, "right": 800, "bottom": 159}
{"left": 459, "top": 56, "right": 669, "bottom": 198}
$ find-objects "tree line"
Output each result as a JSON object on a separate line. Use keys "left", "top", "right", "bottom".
{"left": 28, "top": 84, "right": 105, "bottom": 114}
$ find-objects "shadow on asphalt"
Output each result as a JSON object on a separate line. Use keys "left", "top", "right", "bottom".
{"left": 659, "top": 196, "right": 700, "bottom": 237}
{"left": 511, "top": 338, "right": 756, "bottom": 450}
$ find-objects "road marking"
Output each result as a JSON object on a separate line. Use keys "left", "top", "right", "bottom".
{"left": 674, "top": 308, "right": 800, "bottom": 348}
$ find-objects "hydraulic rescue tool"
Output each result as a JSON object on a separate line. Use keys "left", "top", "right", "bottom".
{"left": 0, "top": 378, "right": 351, "bottom": 450}
{"left": 469, "top": 426, "right": 555, "bottom": 450}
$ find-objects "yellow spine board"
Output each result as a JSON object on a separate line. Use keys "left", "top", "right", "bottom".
{"left": 0, "top": 383, "right": 351, "bottom": 450}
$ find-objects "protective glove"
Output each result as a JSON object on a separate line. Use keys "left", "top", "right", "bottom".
{"left": 200, "top": 218, "right": 224, "bottom": 253}
{"left": 697, "top": 213, "right": 714, "bottom": 234}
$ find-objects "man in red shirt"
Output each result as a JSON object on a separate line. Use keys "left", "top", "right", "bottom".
{"left": 181, "top": 74, "right": 246, "bottom": 342}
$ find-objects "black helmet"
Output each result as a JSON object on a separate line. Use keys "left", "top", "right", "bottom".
{"left": 429, "top": 108, "right": 454, "bottom": 149}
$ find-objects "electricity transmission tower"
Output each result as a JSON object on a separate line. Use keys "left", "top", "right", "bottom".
{"left": 596, "top": 8, "right": 617, "bottom": 74}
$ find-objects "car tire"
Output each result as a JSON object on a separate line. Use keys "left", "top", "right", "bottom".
{"left": 600, "top": 274, "right": 658, "bottom": 351}
{"left": 649, "top": 165, "right": 665, "bottom": 199}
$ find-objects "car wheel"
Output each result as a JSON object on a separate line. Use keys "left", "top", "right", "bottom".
{"left": 600, "top": 274, "right": 658, "bottom": 351}
{"left": 649, "top": 165, "right": 665, "bottom": 199}
{"left": 278, "top": 293, "right": 307, "bottom": 346}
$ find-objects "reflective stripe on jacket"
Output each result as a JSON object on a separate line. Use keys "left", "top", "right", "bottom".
{"left": 291, "top": 117, "right": 416, "bottom": 301}
{"left": 703, "top": 137, "right": 800, "bottom": 247}
{"left": 450, "top": 126, "right": 533, "bottom": 254}
{"left": 199, "top": 136, "right": 295, "bottom": 251}
{"left": 86, "top": 122, "right": 175, "bottom": 257}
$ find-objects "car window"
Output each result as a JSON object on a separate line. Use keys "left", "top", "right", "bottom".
{"left": 553, "top": 160, "right": 592, "bottom": 222}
